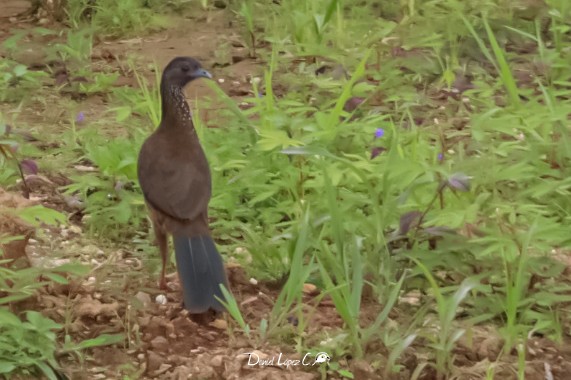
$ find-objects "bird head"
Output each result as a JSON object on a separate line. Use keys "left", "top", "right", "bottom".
{"left": 162, "top": 57, "right": 212, "bottom": 88}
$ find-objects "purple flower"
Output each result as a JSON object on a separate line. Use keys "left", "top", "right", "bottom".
{"left": 375, "top": 128, "right": 385, "bottom": 139}
{"left": 437, "top": 153, "right": 444, "bottom": 161}
{"left": 76, "top": 112, "right": 85, "bottom": 123}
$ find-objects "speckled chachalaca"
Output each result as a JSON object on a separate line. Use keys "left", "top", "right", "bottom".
{"left": 137, "top": 57, "right": 228, "bottom": 314}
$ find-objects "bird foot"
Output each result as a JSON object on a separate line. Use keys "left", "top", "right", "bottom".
{"left": 159, "top": 279, "right": 168, "bottom": 291}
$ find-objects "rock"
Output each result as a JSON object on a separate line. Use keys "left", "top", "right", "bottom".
{"left": 80, "top": 244, "right": 104, "bottom": 257}
{"left": 150, "top": 336, "right": 170, "bottom": 352}
{"left": 477, "top": 335, "right": 503, "bottom": 360}
{"left": 169, "top": 355, "right": 189, "bottom": 366}
{"left": 191, "top": 362, "right": 217, "bottom": 379}
{"left": 210, "top": 355, "right": 224, "bottom": 368}
{"left": 202, "top": 331, "right": 217, "bottom": 342}
{"left": 209, "top": 318, "right": 228, "bottom": 330}
{"left": 169, "top": 365, "right": 192, "bottom": 380}
{"left": 30, "top": 257, "right": 71, "bottom": 269}
{"left": 138, "top": 315, "right": 151, "bottom": 327}
{"left": 232, "top": 337, "right": 250, "bottom": 349}
{"left": 75, "top": 298, "right": 119, "bottom": 318}
{"left": 63, "top": 195, "right": 84, "bottom": 210}
{"left": 41, "top": 295, "right": 66, "bottom": 308}
{"left": 69, "top": 224, "right": 83, "bottom": 234}
{"left": 153, "top": 317, "right": 175, "bottom": 337}
{"left": 155, "top": 294, "right": 168, "bottom": 305}
{"left": 68, "top": 320, "right": 85, "bottom": 333}
{"left": 135, "top": 291, "right": 152, "bottom": 307}
{"left": 302, "top": 283, "right": 318, "bottom": 295}
{"left": 400, "top": 290, "right": 421, "bottom": 305}
{"left": 146, "top": 351, "right": 163, "bottom": 372}
{"left": 152, "top": 363, "right": 172, "bottom": 376}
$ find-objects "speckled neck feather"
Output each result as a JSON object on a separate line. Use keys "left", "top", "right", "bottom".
{"left": 160, "top": 83, "right": 194, "bottom": 130}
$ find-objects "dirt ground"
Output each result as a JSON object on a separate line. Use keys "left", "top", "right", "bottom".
{"left": 1, "top": 1, "right": 571, "bottom": 379}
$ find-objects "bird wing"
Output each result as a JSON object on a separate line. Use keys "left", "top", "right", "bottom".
{"left": 137, "top": 134, "right": 211, "bottom": 222}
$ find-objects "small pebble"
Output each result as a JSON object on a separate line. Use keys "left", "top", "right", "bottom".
{"left": 249, "top": 277, "right": 258, "bottom": 285}
{"left": 135, "top": 291, "right": 152, "bottom": 307}
{"left": 302, "top": 283, "right": 317, "bottom": 295}
{"left": 217, "top": 78, "right": 225, "bottom": 83}
{"left": 210, "top": 355, "right": 224, "bottom": 367}
{"left": 155, "top": 294, "right": 167, "bottom": 305}
{"left": 209, "top": 319, "right": 228, "bottom": 330}
{"left": 69, "top": 225, "right": 82, "bottom": 234}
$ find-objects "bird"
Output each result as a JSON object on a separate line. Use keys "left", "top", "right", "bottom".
{"left": 137, "top": 56, "right": 229, "bottom": 314}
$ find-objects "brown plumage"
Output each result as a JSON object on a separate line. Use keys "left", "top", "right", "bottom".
{"left": 137, "top": 57, "right": 229, "bottom": 313}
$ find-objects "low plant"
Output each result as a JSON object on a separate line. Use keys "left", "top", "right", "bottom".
{"left": 0, "top": 61, "right": 47, "bottom": 103}
{"left": 74, "top": 0, "right": 167, "bottom": 37}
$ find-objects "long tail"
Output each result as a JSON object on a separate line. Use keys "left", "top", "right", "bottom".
{"left": 172, "top": 235, "right": 229, "bottom": 313}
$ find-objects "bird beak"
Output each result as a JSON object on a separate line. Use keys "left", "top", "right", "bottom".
{"left": 193, "top": 68, "right": 212, "bottom": 80}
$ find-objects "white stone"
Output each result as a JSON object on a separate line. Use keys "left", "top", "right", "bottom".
{"left": 155, "top": 294, "right": 168, "bottom": 305}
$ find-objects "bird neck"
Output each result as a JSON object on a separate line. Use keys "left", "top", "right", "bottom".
{"left": 160, "top": 83, "right": 195, "bottom": 130}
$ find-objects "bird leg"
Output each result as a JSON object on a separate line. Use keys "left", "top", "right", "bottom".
{"left": 152, "top": 221, "right": 169, "bottom": 290}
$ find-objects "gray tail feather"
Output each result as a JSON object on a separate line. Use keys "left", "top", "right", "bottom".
{"left": 173, "top": 235, "right": 229, "bottom": 313}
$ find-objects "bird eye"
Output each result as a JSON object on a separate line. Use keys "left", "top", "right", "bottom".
{"left": 181, "top": 65, "right": 190, "bottom": 72}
